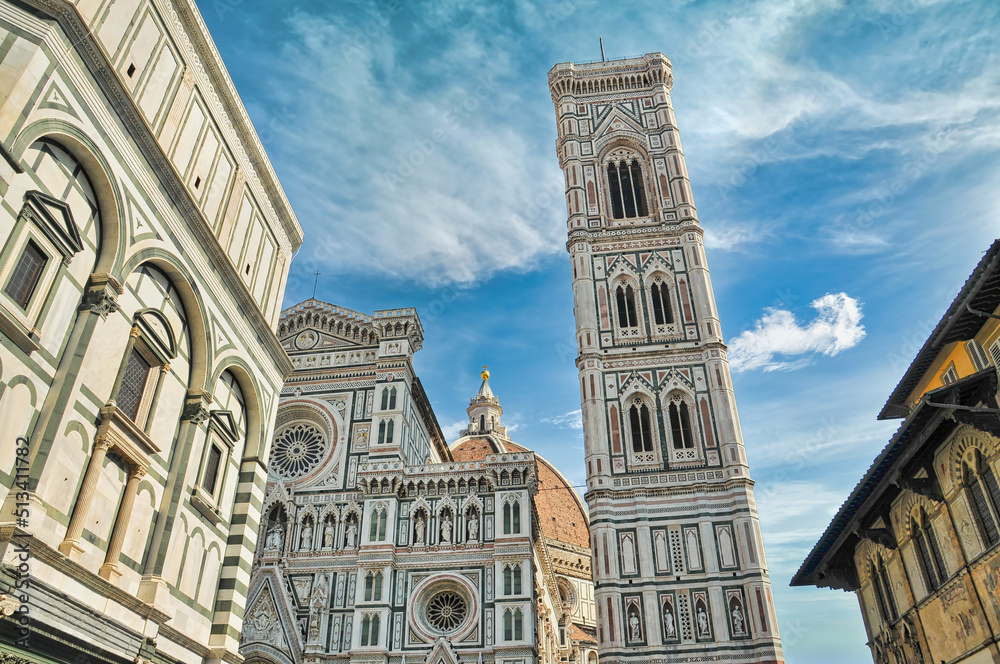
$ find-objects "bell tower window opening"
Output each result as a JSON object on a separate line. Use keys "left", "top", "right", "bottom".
{"left": 629, "top": 402, "right": 654, "bottom": 453}
{"left": 651, "top": 281, "right": 674, "bottom": 325}
{"left": 606, "top": 158, "right": 648, "bottom": 219}
{"left": 669, "top": 399, "right": 694, "bottom": 449}
{"left": 616, "top": 284, "right": 638, "bottom": 328}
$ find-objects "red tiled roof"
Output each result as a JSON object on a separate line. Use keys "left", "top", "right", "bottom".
{"left": 451, "top": 437, "right": 589, "bottom": 549}
{"left": 450, "top": 437, "right": 501, "bottom": 461}
{"left": 568, "top": 623, "right": 597, "bottom": 644}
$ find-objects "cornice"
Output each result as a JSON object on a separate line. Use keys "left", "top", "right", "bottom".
{"left": 20, "top": 0, "right": 293, "bottom": 378}
{"left": 166, "top": 0, "right": 301, "bottom": 249}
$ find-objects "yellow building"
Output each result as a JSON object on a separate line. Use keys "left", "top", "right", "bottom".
{"left": 793, "top": 239, "right": 1000, "bottom": 663}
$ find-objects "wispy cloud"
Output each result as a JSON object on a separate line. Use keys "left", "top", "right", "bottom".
{"left": 728, "top": 293, "right": 866, "bottom": 372}
{"left": 541, "top": 409, "right": 583, "bottom": 430}
{"left": 441, "top": 420, "right": 466, "bottom": 443}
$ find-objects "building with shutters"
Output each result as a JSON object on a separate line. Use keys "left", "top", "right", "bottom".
{"left": 793, "top": 239, "right": 1000, "bottom": 664}
{"left": 0, "top": 0, "right": 302, "bottom": 662}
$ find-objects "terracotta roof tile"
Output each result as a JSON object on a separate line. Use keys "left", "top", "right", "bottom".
{"left": 568, "top": 624, "right": 597, "bottom": 644}
{"left": 449, "top": 438, "right": 590, "bottom": 549}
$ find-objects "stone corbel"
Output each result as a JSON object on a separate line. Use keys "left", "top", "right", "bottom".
{"left": 894, "top": 476, "right": 944, "bottom": 503}
{"left": 859, "top": 527, "right": 897, "bottom": 550}
{"left": 82, "top": 273, "right": 124, "bottom": 318}
{"left": 181, "top": 388, "right": 213, "bottom": 424}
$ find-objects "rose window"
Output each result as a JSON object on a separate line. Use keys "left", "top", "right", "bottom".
{"left": 426, "top": 591, "right": 467, "bottom": 632}
{"left": 270, "top": 424, "right": 326, "bottom": 479}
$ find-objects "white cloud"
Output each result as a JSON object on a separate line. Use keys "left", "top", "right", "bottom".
{"left": 703, "top": 224, "right": 766, "bottom": 251}
{"left": 249, "top": 9, "right": 566, "bottom": 287}
{"left": 728, "top": 293, "right": 866, "bottom": 372}
{"left": 541, "top": 409, "right": 583, "bottom": 430}
{"left": 441, "top": 420, "right": 466, "bottom": 443}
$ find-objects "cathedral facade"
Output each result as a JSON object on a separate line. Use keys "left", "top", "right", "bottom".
{"left": 548, "top": 54, "right": 784, "bottom": 663}
{"left": 240, "top": 300, "right": 598, "bottom": 664}
{"left": 0, "top": 0, "right": 301, "bottom": 662}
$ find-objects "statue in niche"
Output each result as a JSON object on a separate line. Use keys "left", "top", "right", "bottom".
{"left": 265, "top": 524, "right": 283, "bottom": 551}
{"left": 629, "top": 611, "right": 641, "bottom": 641}
{"left": 696, "top": 605, "right": 710, "bottom": 637}
{"left": 324, "top": 521, "right": 335, "bottom": 549}
{"left": 414, "top": 513, "right": 426, "bottom": 545}
{"left": 731, "top": 604, "right": 744, "bottom": 635}
{"left": 345, "top": 521, "right": 358, "bottom": 548}
{"left": 467, "top": 513, "right": 479, "bottom": 542}
{"left": 663, "top": 605, "right": 676, "bottom": 638}
{"left": 300, "top": 521, "right": 313, "bottom": 551}
{"left": 440, "top": 517, "right": 453, "bottom": 544}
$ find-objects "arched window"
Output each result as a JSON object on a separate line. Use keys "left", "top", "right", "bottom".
{"left": 629, "top": 403, "right": 654, "bottom": 453}
{"left": 503, "top": 564, "right": 522, "bottom": 595}
{"left": 514, "top": 608, "right": 523, "bottom": 640}
{"left": 616, "top": 284, "right": 638, "bottom": 328}
{"left": 389, "top": 387, "right": 397, "bottom": 409}
{"left": 377, "top": 421, "right": 386, "bottom": 444}
{"left": 366, "top": 571, "right": 378, "bottom": 599}
{"left": 480, "top": 414, "right": 486, "bottom": 432}
{"left": 386, "top": 420, "right": 394, "bottom": 445}
{"left": 504, "top": 608, "right": 513, "bottom": 640}
{"left": 668, "top": 400, "right": 694, "bottom": 449}
{"left": 380, "top": 388, "right": 388, "bottom": 410}
{"left": 503, "top": 500, "right": 521, "bottom": 534}
{"left": 650, "top": 281, "right": 673, "bottom": 325}
{"left": 606, "top": 158, "right": 648, "bottom": 219}
{"left": 964, "top": 450, "right": 1000, "bottom": 547}
{"left": 369, "top": 507, "right": 387, "bottom": 542}
{"left": 911, "top": 510, "right": 946, "bottom": 591}
{"left": 870, "top": 556, "right": 897, "bottom": 623}
{"left": 361, "top": 614, "right": 379, "bottom": 646}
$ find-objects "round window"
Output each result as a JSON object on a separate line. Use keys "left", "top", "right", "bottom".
{"left": 426, "top": 591, "right": 467, "bottom": 632}
{"left": 270, "top": 423, "right": 326, "bottom": 479}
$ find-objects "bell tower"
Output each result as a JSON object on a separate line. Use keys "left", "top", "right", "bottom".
{"left": 548, "top": 54, "right": 784, "bottom": 663}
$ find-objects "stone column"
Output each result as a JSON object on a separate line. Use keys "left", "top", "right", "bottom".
{"left": 59, "top": 435, "right": 113, "bottom": 560}
{"left": 100, "top": 465, "right": 146, "bottom": 582}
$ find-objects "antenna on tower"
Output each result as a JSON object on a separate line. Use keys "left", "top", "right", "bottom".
{"left": 599, "top": 36, "right": 606, "bottom": 62}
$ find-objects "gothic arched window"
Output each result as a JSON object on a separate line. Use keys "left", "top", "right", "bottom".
{"left": 480, "top": 414, "right": 486, "bottom": 432}
{"left": 911, "top": 510, "right": 946, "bottom": 591}
{"left": 503, "top": 500, "right": 521, "bottom": 534}
{"left": 380, "top": 388, "right": 389, "bottom": 410}
{"left": 669, "top": 400, "right": 694, "bottom": 449}
{"left": 369, "top": 506, "right": 388, "bottom": 542}
{"left": 964, "top": 450, "right": 1000, "bottom": 547}
{"left": 606, "top": 157, "right": 649, "bottom": 219}
{"left": 616, "top": 284, "right": 638, "bottom": 328}
{"left": 361, "top": 613, "right": 379, "bottom": 646}
{"left": 503, "top": 608, "right": 523, "bottom": 641}
{"left": 389, "top": 387, "right": 397, "bottom": 409}
{"left": 650, "top": 281, "right": 673, "bottom": 325}
{"left": 503, "top": 564, "right": 522, "bottom": 595}
{"left": 629, "top": 403, "right": 654, "bottom": 453}
{"left": 386, "top": 420, "right": 394, "bottom": 445}
{"left": 377, "top": 420, "right": 386, "bottom": 444}
{"left": 870, "top": 556, "right": 897, "bottom": 623}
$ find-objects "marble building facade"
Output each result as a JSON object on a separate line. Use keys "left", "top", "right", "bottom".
{"left": 548, "top": 53, "right": 784, "bottom": 664}
{"left": 0, "top": 0, "right": 302, "bottom": 662}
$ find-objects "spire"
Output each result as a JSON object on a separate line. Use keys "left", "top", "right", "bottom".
{"left": 460, "top": 366, "right": 507, "bottom": 439}
{"left": 475, "top": 365, "right": 496, "bottom": 401}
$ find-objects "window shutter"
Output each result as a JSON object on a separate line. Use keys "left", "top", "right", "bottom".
{"left": 967, "top": 340, "right": 991, "bottom": 371}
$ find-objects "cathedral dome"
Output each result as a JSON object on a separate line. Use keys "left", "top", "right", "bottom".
{"left": 451, "top": 438, "right": 589, "bottom": 549}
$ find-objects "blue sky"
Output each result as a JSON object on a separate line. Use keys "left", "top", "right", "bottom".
{"left": 196, "top": 1, "right": 1000, "bottom": 661}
